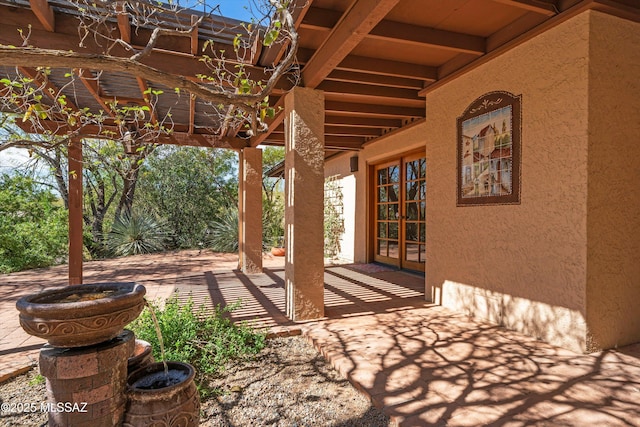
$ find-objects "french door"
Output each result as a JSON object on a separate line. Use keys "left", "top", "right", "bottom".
{"left": 373, "top": 153, "right": 426, "bottom": 271}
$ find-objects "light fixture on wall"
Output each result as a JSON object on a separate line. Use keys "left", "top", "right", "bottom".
{"left": 350, "top": 155, "right": 359, "bottom": 172}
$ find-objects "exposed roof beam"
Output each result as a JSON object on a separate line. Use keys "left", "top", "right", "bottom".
{"left": 29, "top": 0, "right": 55, "bottom": 32}
{"left": 325, "top": 101, "right": 424, "bottom": 119}
{"left": 302, "top": 7, "right": 485, "bottom": 55}
{"left": 259, "top": 0, "right": 311, "bottom": 67}
{"left": 74, "top": 68, "right": 114, "bottom": 115}
{"left": 490, "top": 0, "right": 558, "bottom": 16}
{"left": 250, "top": 96, "right": 285, "bottom": 147}
{"left": 190, "top": 15, "right": 199, "bottom": 55}
{"left": 189, "top": 93, "right": 196, "bottom": 134}
{"left": 325, "top": 125, "right": 381, "bottom": 137}
{"left": 318, "top": 81, "right": 423, "bottom": 104}
{"left": 487, "top": 11, "right": 550, "bottom": 51}
{"left": 369, "top": 20, "right": 485, "bottom": 55}
{"left": 325, "top": 115, "right": 402, "bottom": 128}
{"left": 327, "top": 70, "right": 423, "bottom": 90}
{"left": 337, "top": 55, "right": 438, "bottom": 81}
{"left": 302, "top": 0, "right": 401, "bottom": 88}
{"left": 136, "top": 77, "right": 158, "bottom": 124}
{"left": 116, "top": 2, "right": 131, "bottom": 44}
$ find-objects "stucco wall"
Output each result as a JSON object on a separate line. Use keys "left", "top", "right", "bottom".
{"left": 324, "top": 153, "right": 357, "bottom": 262}
{"left": 424, "top": 12, "right": 591, "bottom": 352}
{"left": 586, "top": 12, "right": 640, "bottom": 350}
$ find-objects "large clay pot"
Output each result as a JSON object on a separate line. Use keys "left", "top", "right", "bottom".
{"left": 16, "top": 282, "right": 146, "bottom": 348}
{"left": 124, "top": 361, "right": 200, "bottom": 427}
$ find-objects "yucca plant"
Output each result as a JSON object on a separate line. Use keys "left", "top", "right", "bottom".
{"left": 206, "top": 208, "right": 238, "bottom": 253}
{"left": 106, "top": 211, "right": 169, "bottom": 256}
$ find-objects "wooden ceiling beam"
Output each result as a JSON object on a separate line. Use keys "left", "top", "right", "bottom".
{"left": 303, "top": 6, "right": 485, "bottom": 55}
{"left": 135, "top": 77, "right": 158, "bottom": 124}
{"left": 250, "top": 96, "right": 285, "bottom": 147}
{"left": 327, "top": 70, "right": 423, "bottom": 89}
{"left": 74, "top": 69, "right": 114, "bottom": 116}
{"left": 324, "top": 125, "right": 381, "bottom": 137}
{"left": 486, "top": 11, "right": 550, "bottom": 51}
{"left": 369, "top": 20, "right": 485, "bottom": 55}
{"left": 29, "top": 0, "right": 55, "bottom": 32}
{"left": 189, "top": 94, "right": 196, "bottom": 134}
{"left": 190, "top": 15, "right": 199, "bottom": 56}
{"left": 301, "top": 0, "right": 401, "bottom": 88}
{"left": 337, "top": 55, "right": 438, "bottom": 81}
{"left": 116, "top": 2, "right": 131, "bottom": 44}
{"left": 490, "top": 0, "right": 558, "bottom": 16}
{"left": 318, "top": 81, "right": 423, "bottom": 103}
{"left": 258, "top": 0, "right": 312, "bottom": 67}
{"left": 325, "top": 101, "right": 424, "bottom": 119}
{"left": 325, "top": 115, "right": 402, "bottom": 128}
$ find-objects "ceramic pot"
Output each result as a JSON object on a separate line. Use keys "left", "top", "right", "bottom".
{"left": 16, "top": 282, "right": 146, "bottom": 348}
{"left": 124, "top": 361, "right": 200, "bottom": 427}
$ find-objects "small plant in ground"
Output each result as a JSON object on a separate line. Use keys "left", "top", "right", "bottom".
{"left": 106, "top": 211, "right": 170, "bottom": 256}
{"left": 29, "top": 373, "right": 45, "bottom": 386}
{"left": 128, "top": 295, "right": 266, "bottom": 397}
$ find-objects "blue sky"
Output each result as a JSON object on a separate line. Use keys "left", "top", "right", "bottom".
{"left": 211, "top": 1, "right": 255, "bottom": 21}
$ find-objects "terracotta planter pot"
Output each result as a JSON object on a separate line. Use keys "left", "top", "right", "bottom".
{"left": 16, "top": 282, "right": 146, "bottom": 348}
{"left": 124, "top": 361, "right": 200, "bottom": 427}
{"left": 271, "top": 247, "right": 285, "bottom": 256}
{"left": 128, "top": 339, "right": 155, "bottom": 375}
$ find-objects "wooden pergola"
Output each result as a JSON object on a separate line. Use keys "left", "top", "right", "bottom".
{"left": 1, "top": 0, "right": 637, "bottom": 319}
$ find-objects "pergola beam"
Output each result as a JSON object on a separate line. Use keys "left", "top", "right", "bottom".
{"left": 490, "top": 0, "right": 558, "bottom": 15}
{"left": 116, "top": 2, "right": 131, "bottom": 44}
{"left": 29, "top": 0, "right": 55, "bottom": 32}
{"left": 74, "top": 68, "right": 114, "bottom": 115}
{"left": 369, "top": 20, "right": 485, "bottom": 55}
{"left": 301, "top": 0, "right": 401, "bottom": 88}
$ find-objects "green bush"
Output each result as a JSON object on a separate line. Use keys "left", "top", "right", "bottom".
{"left": 128, "top": 295, "right": 266, "bottom": 395}
{"left": 0, "top": 174, "right": 68, "bottom": 273}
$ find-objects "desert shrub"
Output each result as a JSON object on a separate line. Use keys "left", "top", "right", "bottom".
{"left": 106, "top": 211, "right": 169, "bottom": 256}
{"left": 206, "top": 208, "right": 238, "bottom": 253}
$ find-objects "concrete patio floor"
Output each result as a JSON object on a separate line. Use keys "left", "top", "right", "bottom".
{"left": 1, "top": 250, "right": 639, "bottom": 426}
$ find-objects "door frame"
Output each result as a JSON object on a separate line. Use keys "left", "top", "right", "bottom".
{"left": 368, "top": 149, "right": 426, "bottom": 272}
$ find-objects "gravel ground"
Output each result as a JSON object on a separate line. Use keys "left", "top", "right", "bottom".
{"left": 0, "top": 336, "right": 389, "bottom": 427}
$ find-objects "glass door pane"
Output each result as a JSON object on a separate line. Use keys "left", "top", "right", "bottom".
{"left": 374, "top": 161, "right": 401, "bottom": 265}
{"left": 402, "top": 156, "right": 426, "bottom": 271}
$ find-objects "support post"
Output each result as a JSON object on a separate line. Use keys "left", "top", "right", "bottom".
{"left": 237, "top": 150, "right": 244, "bottom": 270}
{"left": 240, "top": 147, "right": 263, "bottom": 273}
{"left": 284, "top": 87, "right": 325, "bottom": 321}
{"left": 68, "top": 138, "right": 83, "bottom": 285}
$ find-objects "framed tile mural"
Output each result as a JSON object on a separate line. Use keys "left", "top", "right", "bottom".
{"left": 457, "top": 91, "right": 521, "bottom": 206}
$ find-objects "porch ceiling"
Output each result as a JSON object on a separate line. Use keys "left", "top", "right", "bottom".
{"left": 0, "top": 0, "right": 638, "bottom": 155}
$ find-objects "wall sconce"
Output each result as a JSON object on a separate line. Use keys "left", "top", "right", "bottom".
{"left": 350, "top": 155, "right": 359, "bottom": 172}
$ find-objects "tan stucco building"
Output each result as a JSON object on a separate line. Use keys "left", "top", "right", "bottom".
{"left": 324, "top": 10, "right": 640, "bottom": 353}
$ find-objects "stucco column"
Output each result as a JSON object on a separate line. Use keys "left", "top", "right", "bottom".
{"left": 68, "top": 138, "right": 83, "bottom": 285}
{"left": 240, "top": 147, "right": 263, "bottom": 273}
{"left": 284, "top": 87, "right": 325, "bottom": 321}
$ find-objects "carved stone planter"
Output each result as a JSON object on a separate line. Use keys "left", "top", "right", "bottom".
{"left": 124, "top": 361, "right": 200, "bottom": 427}
{"left": 16, "top": 282, "right": 146, "bottom": 348}
{"left": 128, "top": 339, "right": 155, "bottom": 375}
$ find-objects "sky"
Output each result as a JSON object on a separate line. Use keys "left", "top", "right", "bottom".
{"left": 214, "top": 1, "right": 254, "bottom": 21}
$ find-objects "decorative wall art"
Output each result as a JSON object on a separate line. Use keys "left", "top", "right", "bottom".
{"left": 457, "top": 91, "right": 521, "bottom": 206}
